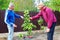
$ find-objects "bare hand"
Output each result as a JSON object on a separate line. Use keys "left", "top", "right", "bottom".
{"left": 13, "top": 24, "right": 17, "bottom": 28}
{"left": 21, "top": 16, "right": 24, "bottom": 19}
{"left": 30, "top": 17, "right": 32, "bottom": 20}
{"left": 46, "top": 28, "right": 50, "bottom": 32}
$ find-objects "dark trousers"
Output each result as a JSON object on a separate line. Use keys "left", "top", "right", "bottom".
{"left": 47, "top": 22, "right": 56, "bottom": 40}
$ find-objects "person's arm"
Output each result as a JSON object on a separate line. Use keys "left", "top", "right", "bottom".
{"left": 4, "top": 10, "right": 17, "bottom": 27}
{"left": 30, "top": 11, "right": 42, "bottom": 20}
{"left": 4, "top": 10, "right": 14, "bottom": 25}
{"left": 14, "top": 13, "right": 24, "bottom": 19}
{"left": 46, "top": 8, "right": 53, "bottom": 29}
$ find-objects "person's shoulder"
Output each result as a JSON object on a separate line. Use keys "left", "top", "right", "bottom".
{"left": 6, "top": 9, "right": 10, "bottom": 12}
{"left": 46, "top": 7, "right": 52, "bottom": 11}
{"left": 5, "top": 9, "right": 12, "bottom": 15}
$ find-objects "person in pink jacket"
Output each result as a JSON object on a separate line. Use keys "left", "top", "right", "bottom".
{"left": 30, "top": 3, "right": 57, "bottom": 40}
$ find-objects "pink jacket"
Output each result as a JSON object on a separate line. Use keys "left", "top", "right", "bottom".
{"left": 31, "top": 7, "right": 57, "bottom": 29}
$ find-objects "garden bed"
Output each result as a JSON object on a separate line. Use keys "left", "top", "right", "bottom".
{"left": 0, "top": 26, "right": 60, "bottom": 40}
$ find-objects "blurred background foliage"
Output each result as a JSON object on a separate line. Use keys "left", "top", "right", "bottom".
{"left": 45, "top": 0, "right": 60, "bottom": 12}
{"left": 0, "top": 0, "right": 10, "bottom": 10}
{"left": 0, "top": 0, "right": 60, "bottom": 12}
{"left": 0, "top": 0, "right": 36, "bottom": 11}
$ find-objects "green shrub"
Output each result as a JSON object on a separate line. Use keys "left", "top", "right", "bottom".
{"left": 38, "top": 17, "right": 45, "bottom": 30}
{"left": 22, "top": 10, "right": 36, "bottom": 36}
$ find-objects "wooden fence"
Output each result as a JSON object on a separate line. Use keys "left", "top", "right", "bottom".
{"left": 0, "top": 10, "right": 60, "bottom": 33}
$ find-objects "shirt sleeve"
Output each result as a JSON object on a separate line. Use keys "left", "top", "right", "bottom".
{"left": 31, "top": 11, "right": 42, "bottom": 20}
{"left": 46, "top": 8, "right": 53, "bottom": 29}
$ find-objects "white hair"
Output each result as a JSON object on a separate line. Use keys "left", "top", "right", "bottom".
{"left": 37, "top": 2, "right": 45, "bottom": 9}
{"left": 9, "top": 2, "right": 14, "bottom": 7}
{"left": 38, "top": 2, "right": 44, "bottom": 6}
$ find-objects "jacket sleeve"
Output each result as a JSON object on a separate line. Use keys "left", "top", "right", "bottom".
{"left": 14, "top": 13, "right": 21, "bottom": 18}
{"left": 46, "top": 8, "right": 53, "bottom": 29}
{"left": 31, "top": 11, "right": 42, "bottom": 20}
{"left": 4, "top": 10, "right": 14, "bottom": 25}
